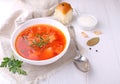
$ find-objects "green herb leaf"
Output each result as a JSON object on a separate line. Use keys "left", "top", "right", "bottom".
{"left": 0, "top": 55, "right": 27, "bottom": 75}
{"left": 17, "top": 68, "right": 27, "bottom": 75}
{"left": 0, "top": 57, "right": 10, "bottom": 67}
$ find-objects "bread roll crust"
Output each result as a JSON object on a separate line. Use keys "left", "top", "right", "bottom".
{"left": 55, "top": 2, "right": 72, "bottom": 15}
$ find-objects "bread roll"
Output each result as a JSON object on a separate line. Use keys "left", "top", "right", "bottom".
{"left": 54, "top": 2, "right": 73, "bottom": 24}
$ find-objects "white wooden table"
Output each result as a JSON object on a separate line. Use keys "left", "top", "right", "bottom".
{"left": 0, "top": 0, "right": 120, "bottom": 84}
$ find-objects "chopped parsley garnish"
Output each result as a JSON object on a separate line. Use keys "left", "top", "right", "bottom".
{"left": 32, "top": 34, "right": 50, "bottom": 48}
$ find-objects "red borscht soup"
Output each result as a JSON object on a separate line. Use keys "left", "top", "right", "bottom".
{"left": 15, "top": 24, "right": 66, "bottom": 60}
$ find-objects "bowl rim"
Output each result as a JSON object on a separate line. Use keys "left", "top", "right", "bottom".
{"left": 11, "top": 18, "right": 70, "bottom": 65}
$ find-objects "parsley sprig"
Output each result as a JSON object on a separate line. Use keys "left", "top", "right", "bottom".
{"left": 0, "top": 54, "right": 27, "bottom": 75}
{"left": 32, "top": 34, "right": 50, "bottom": 48}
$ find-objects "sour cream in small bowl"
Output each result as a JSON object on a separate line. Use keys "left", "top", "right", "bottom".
{"left": 77, "top": 14, "right": 98, "bottom": 31}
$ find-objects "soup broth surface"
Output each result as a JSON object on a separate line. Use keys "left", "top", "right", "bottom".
{"left": 15, "top": 24, "right": 66, "bottom": 60}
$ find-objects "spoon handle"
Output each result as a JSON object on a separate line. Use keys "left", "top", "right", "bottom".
{"left": 68, "top": 25, "right": 81, "bottom": 56}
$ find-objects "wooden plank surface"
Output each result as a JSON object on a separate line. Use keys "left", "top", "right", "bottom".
{"left": 0, "top": 0, "right": 120, "bottom": 84}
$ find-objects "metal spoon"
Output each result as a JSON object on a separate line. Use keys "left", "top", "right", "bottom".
{"left": 68, "top": 25, "right": 90, "bottom": 72}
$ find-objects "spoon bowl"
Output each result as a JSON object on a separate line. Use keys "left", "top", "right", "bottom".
{"left": 74, "top": 55, "right": 90, "bottom": 72}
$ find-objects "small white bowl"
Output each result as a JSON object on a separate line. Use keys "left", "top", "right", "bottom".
{"left": 11, "top": 18, "right": 70, "bottom": 65}
{"left": 77, "top": 14, "right": 98, "bottom": 31}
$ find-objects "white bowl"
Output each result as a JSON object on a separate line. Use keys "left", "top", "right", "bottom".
{"left": 77, "top": 14, "right": 98, "bottom": 31}
{"left": 11, "top": 18, "right": 70, "bottom": 65}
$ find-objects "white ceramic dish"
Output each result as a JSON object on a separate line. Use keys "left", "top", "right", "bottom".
{"left": 11, "top": 18, "right": 70, "bottom": 65}
{"left": 77, "top": 14, "right": 98, "bottom": 31}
